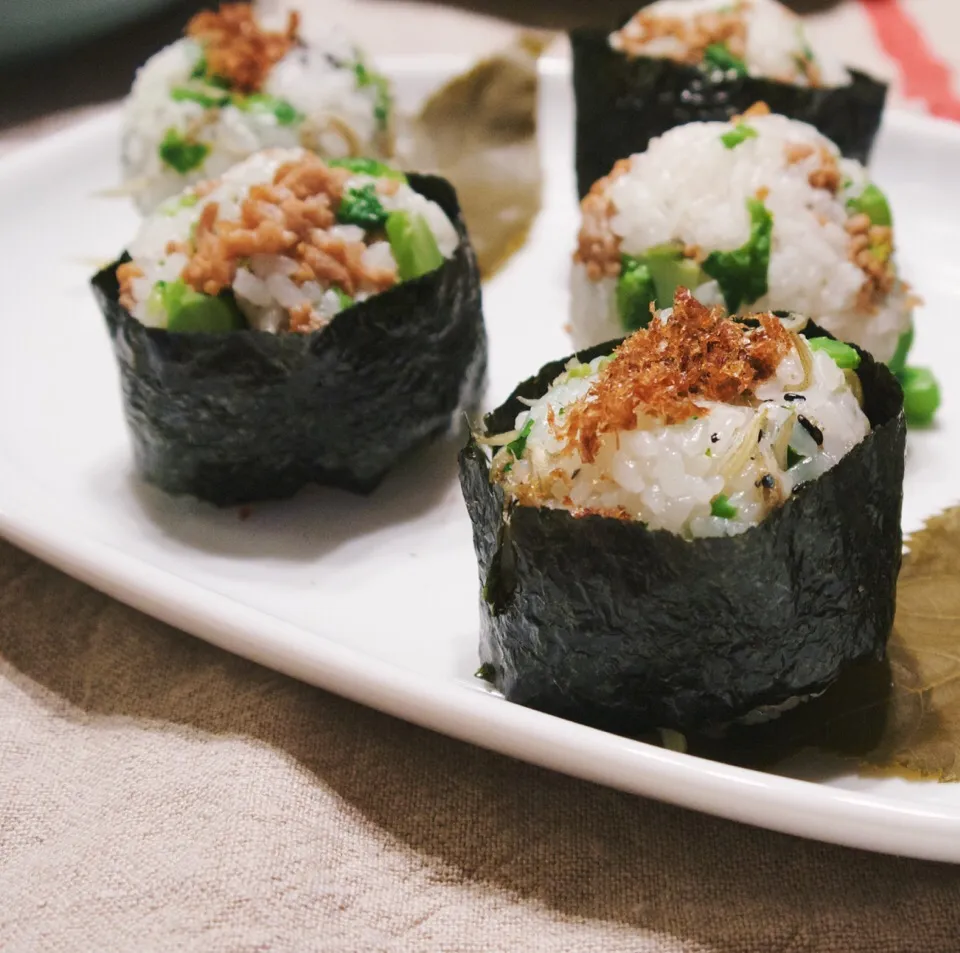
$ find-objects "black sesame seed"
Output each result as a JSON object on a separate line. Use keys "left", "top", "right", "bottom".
{"left": 755, "top": 473, "right": 776, "bottom": 489}
{"left": 710, "top": 433, "right": 720, "bottom": 443}
{"left": 798, "top": 415, "right": 824, "bottom": 446}
{"left": 784, "top": 393, "right": 805, "bottom": 402}
{"left": 757, "top": 429, "right": 764, "bottom": 444}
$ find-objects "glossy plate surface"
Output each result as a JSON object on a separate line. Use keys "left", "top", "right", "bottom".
{"left": 2, "top": 58, "right": 959, "bottom": 862}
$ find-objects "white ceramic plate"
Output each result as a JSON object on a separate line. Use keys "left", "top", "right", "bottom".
{"left": 2, "top": 57, "right": 960, "bottom": 863}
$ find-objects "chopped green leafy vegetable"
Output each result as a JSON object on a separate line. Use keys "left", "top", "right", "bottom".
{"left": 238, "top": 93, "right": 303, "bottom": 126}
{"left": 326, "top": 157, "right": 406, "bottom": 181}
{"left": 617, "top": 257, "right": 657, "bottom": 331}
{"left": 807, "top": 337, "right": 861, "bottom": 370}
{"left": 702, "top": 198, "right": 773, "bottom": 312}
{"left": 710, "top": 494, "right": 738, "bottom": 519}
{"left": 333, "top": 288, "right": 355, "bottom": 311}
{"left": 900, "top": 366, "right": 940, "bottom": 426}
{"left": 171, "top": 86, "right": 230, "bottom": 109}
{"left": 160, "top": 192, "right": 200, "bottom": 216}
{"left": 786, "top": 446, "right": 806, "bottom": 469}
{"left": 190, "top": 57, "right": 208, "bottom": 80}
{"left": 721, "top": 124, "right": 758, "bottom": 149}
{"left": 475, "top": 663, "right": 496, "bottom": 681}
{"left": 338, "top": 184, "right": 388, "bottom": 228}
{"left": 153, "top": 279, "right": 245, "bottom": 333}
{"left": 847, "top": 183, "right": 892, "bottom": 227}
{"left": 888, "top": 326, "right": 914, "bottom": 377}
{"left": 354, "top": 61, "right": 391, "bottom": 129}
{"left": 190, "top": 56, "right": 230, "bottom": 88}
{"left": 385, "top": 211, "right": 444, "bottom": 280}
{"left": 158, "top": 128, "right": 209, "bottom": 174}
{"left": 505, "top": 419, "right": 534, "bottom": 462}
{"left": 703, "top": 44, "right": 748, "bottom": 77}
{"left": 644, "top": 244, "right": 705, "bottom": 308}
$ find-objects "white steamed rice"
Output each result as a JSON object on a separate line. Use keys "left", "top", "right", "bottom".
{"left": 491, "top": 321, "right": 869, "bottom": 539}
{"left": 121, "top": 26, "right": 391, "bottom": 214}
{"left": 611, "top": 0, "right": 850, "bottom": 88}
{"left": 570, "top": 114, "right": 913, "bottom": 363}
{"left": 124, "top": 148, "right": 458, "bottom": 333}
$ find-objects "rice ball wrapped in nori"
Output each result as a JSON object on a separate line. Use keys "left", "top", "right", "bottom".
{"left": 122, "top": 3, "right": 394, "bottom": 213}
{"left": 571, "top": 110, "right": 939, "bottom": 422}
{"left": 460, "top": 290, "right": 905, "bottom": 734}
{"left": 93, "top": 148, "right": 486, "bottom": 505}
{"left": 571, "top": 0, "right": 887, "bottom": 198}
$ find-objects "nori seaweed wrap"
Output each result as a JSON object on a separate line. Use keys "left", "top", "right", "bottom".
{"left": 571, "top": 4, "right": 887, "bottom": 198}
{"left": 93, "top": 151, "right": 486, "bottom": 505}
{"left": 460, "top": 294, "right": 905, "bottom": 735}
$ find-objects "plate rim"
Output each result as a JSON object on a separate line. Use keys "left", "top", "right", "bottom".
{"left": 3, "top": 59, "right": 960, "bottom": 864}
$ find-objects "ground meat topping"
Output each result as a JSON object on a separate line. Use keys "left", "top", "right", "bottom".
{"left": 561, "top": 289, "right": 793, "bottom": 463}
{"left": 177, "top": 153, "right": 397, "bottom": 327}
{"left": 186, "top": 3, "right": 299, "bottom": 93}
{"left": 612, "top": 3, "right": 749, "bottom": 65}
{"left": 807, "top": 146, "right": 841, "bottom": 193}
{"left": 117, "top": 262, "right": 144, "bottom": 312}
{"left": 844, "top": 213, "right": 897, "bottom": 312}
{"left": 574, "top": 158, "right": 632, "bottom": 281}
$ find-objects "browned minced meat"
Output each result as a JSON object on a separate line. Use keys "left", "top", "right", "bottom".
{"left": 732, "top": 101, "right": 771, "bottom": 123}
{"left": 574, "top": 158, "right": 632, "bottom": 280}
{"left": 784, "top": 142, "right": 815, "bottom": 164}
{"left": 187, "top": 3, "right": 299, "bottom": 93}
{"left": 176, "top": 154, "right": 397, "bottom": 329}
{"left": 613, "top": 3, "right": 748, "bottom": 64}
{"left": 117, "top": 262, "right": 144, "bottom": 311}
{"left": 561, "top": 289, "right": 793, "bottom": 463}
{"left": 807, "top": 146, "right": 841, "bottom": 193}
{"left": 845, "top": 213, "right": 897, "bottom": 311}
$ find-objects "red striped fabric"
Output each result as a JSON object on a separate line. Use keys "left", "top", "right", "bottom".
{"left": 859, "top": 0, "right": 960, "bottom": 120}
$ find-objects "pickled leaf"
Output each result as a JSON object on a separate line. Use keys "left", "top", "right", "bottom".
{"left": 691, "top": 507, "right": 960, "bottom": 781}
{"left": 405, "top": 33, "right": 549, "bottom": 279}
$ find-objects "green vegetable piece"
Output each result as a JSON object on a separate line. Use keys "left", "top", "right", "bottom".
{"left": 333, "top": 288, "right": 355, "bottom": 311}
{"left": 239, "top": 93, "right": 303, "bottom": 126}
{"left": 847, "top": 183, "right": 892, "bottom": 227}
{"left": 702, "top": 198, "right": 773, "bottom": 312}
{"left": 159, "top": 279, "right": 245, "bottom": 333}
{"left": 506, "top": 419, "right": 534, "bottom": 462}
{"left": 644, "top": 248, "right": 705, "bottom": 309}
{"left": 338, "top": 184, "right": 388, "bottom": 228}
{"left": 807, "top": 337, "right": 861, "bottom": 370}
{"left": 721, "top": 124, "right": 758, "bottom": 149}
{"left": 385, "top": 211, "right": 444, "bottom": 280}
{"left": 617, "top": 256, "right": 657, "bottom": 331}
{"left": 710, "top": 494, "right": 738, "bottom": 519}
{"left": 703, "top": 43, "right": 748, "bottom": 77}
{"left": 900, "top": 366, "right": 941, "bottom": 427}
{"left": 475, "top": 663, "right": 496, "bottom": 681}
{"left": 354, "top": 61, "right": 391, "bottom": 129}
{"left": 326, "top": 157, "right": 406, "bottom": 181}
{"left": 190, "top": 57, "right": 208, "bottom": 80}
{"left": 171, "top": 87, "right": 230, "bottom": 109}
{"left": 158, "top": 128, "right": 209, "bottom": 174}
{"left": 786, "top": 446, "right": 806, "bottom": 469}
{"left": 887, "top": 326, "right": 914, "bottom": 377}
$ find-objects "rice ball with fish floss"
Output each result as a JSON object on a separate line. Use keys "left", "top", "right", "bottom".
{"left": 461, "top": 291, "right": 905, "bottom": 733}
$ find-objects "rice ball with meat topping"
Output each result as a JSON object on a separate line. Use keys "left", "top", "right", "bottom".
{"left": 121, "top": 3, "right": 394, "bottom": 213}
{"left": 494, "top": 290, "right": 869, "bottom": 539}
{"left": 571, "top": 109, "right": 915, "bottom": 367}
{"left": 117, "top": 148, "right": 458, "bottom": 334}
{"left": 611, "top": 0, "right": 849, "bottom": 88}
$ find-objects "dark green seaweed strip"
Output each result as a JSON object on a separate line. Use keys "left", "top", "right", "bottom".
{"left": 459, "top": 326, "right": 905, "bottom": 735}
{"left": 570, "top": 27, "right": 887, "bottom": 198}
{"left": 92, "top": 174, "right": 487, "bottom": 506}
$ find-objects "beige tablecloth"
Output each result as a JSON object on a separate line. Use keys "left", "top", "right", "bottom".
{"left": 4, "top": 2, "right": 960, "bottom": 950}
